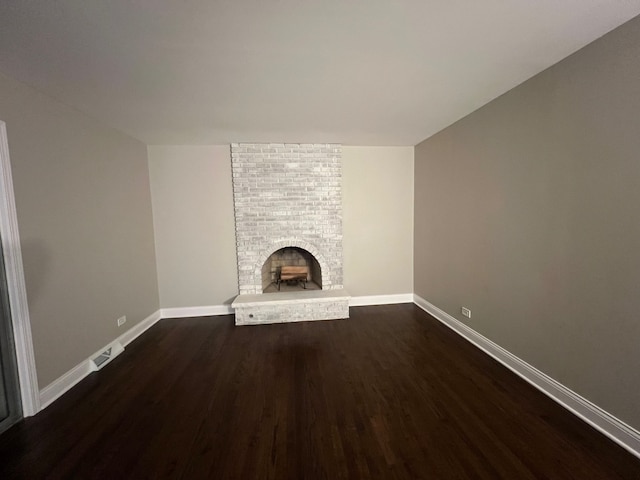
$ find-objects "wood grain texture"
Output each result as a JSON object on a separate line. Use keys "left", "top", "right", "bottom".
{"left": 0, "top": 304, "right": 638, "bottom": 479}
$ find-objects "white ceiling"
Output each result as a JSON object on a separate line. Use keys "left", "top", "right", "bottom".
{"left": 1, "top": 1, "right": 639, "bottom": 146}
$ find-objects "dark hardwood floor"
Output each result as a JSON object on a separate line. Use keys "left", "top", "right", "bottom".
{"left": 1, "top": 304, "right": 639, "bottom": 479}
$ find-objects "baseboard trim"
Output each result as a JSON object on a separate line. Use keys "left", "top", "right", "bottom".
{"left": 39, "top": 309, "right": 162, "bottom": 411}
{"left": 160, "top": 305, "right": 234, "bottom": 318}
{"left": 413, "top": 294, "right": 640, "bottom": 459}
{"left": 119, "top": 310, "right": 162, "bottom": 348}
{"left": 349, "top": 293, "right": 414, "bottom": 307}
{"left": 39, "top": 359, "right": 91, "bottom": 411}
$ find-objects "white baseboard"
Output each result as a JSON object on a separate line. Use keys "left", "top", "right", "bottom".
{"left": 39, "top": 309, "right": 162, "bottom": 410}
{"left": 160, "top": 304, "right": 234, "bottom": 318}
{"left": 118, "top": 309, "right": 162, "bottom": 347}
{"left": 39, "top": 359, "right": 92, "bottom": 410}
{"left": 349, "top": 293, "right": 414, "bottom": 307}
{"left": 413, "top": 294, "right": 640, "bottom": 459}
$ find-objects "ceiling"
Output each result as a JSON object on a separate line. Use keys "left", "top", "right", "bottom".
{"left": 1, "top": 1, "right": 639, "bottom": 146}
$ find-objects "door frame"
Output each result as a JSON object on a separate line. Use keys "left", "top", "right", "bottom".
{"left": 0, "top": 121, "right": 40, "bottom": 416}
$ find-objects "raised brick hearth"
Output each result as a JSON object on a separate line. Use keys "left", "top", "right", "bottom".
{"left": 230, "top": 143, "right": 349, "bottom": 325}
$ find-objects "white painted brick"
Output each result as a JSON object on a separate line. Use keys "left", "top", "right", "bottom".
{"left": 231, "top": 143, "right": 344, "bottom": 296}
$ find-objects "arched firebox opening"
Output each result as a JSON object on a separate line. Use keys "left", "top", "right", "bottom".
{"left": 262, "top": 247, "right": 323, "bottom": 293}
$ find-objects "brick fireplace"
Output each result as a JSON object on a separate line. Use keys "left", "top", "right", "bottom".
{"left": 230, "top": 143, "right": 350, "bottom": 325}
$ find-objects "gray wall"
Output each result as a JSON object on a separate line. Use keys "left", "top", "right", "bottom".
{"left": 148, "top": 145, "right": 238, "bottom": 308}
{"left": 0, "top": 72, "right": 159, "bottom": 388}
{"left": 343, "top": 146, "right": 414, "bottom": 296}
{"left": 148, "top": 145, "right": 414, "bottom": 307}
{"left": 414, "top": 17, "right": 640, "bottom": 429}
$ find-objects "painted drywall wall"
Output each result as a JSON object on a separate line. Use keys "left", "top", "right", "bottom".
{"left": 148, "top": 145, "right": 238, "bottom": 308}
{"left": 343, "top": 146, "right": 414, "bottom": 296}
{"left": 148, "top": 145, "right": 414, "bottom": 307}
{"left": 414, "top": 16, "right": 640, "bottom": 429}
{"left": 0, "top": 72, "right": 159, "bottom": 388}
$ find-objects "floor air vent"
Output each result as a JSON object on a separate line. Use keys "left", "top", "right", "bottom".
{"left": 90, "top": 341, "right": 124, "bottom": 371}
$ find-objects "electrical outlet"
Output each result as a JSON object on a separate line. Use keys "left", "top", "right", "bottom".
{"left": 117, "top": 316, "right": 127, "bottom": 327}
{"left": 461, "top": 307, "right": 471, "bottom": 319}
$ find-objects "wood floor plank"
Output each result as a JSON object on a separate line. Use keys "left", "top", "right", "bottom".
{"left": 0, "top": 304, "right": 639, "bottom": 479}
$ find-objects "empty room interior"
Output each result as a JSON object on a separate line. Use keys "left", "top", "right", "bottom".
{"left": 1, "top": 1, "right": 640, "bottom": 478}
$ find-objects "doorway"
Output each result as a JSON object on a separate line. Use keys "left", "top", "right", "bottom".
{"left": 0, "top": 237, "right": 22, "bottom": 433}
{"left": 0, "top": 120, "right": 40, "bottom": 420}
